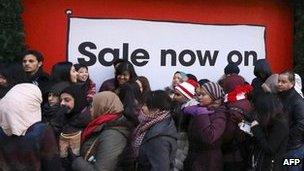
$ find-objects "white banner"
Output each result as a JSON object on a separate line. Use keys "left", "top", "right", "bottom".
{"left": 68, "top": 18, "right": 265, "bottom": 90}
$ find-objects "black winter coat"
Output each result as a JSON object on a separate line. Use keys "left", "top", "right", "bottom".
{"left": 278, "top": 88, "right": 304, "bottom": 149}
{"left": 251, "top": 118, "right": 289, "bottom": 171}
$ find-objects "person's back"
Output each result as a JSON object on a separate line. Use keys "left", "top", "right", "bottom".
{"left": 137, "top": 117, "right": 178, "bottom": 171}
{"left": 0, "top": 122, "right": 62, "bottom": 171}
{"left": 0, "top": 83, "right": 62, "bottom": 171}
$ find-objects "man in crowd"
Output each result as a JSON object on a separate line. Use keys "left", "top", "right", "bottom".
{"left": 277, "top": 71, "right": 304, "bottom": 170}
{"left": 22, "top": 50, "right": 49, "bottom": 95}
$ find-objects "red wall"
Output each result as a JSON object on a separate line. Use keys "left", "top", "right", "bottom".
{"left": 22, "top": 0, "right": 293, "bottom": 73}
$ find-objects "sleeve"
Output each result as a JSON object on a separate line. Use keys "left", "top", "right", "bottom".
{"left": 251, "top": 120, "right": 289, "bottom": 155}
{"left": 289, "top": 99, "right": 304, "bottom": 141}
{"left": 143, "top": 137, "right": 173, "bottom": 171}
{"left": 40, "top": 126, "right": 64, "bottom": 171}
{"left": 191, "top": 107, "right": 227, "bottom": 144}
{"left": 72, "top": 129, "right": 127, "bottom": 171}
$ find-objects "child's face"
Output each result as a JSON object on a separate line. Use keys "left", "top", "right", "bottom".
{"left": 172, "top": 73, "right": 183, "bottom": 87}
{"left": 0, "top": 74, "right": 7, "bottom": 86}
{"left": 77, "top": 67, "right": 89, "bottom": 82}
{"left": 173, "top": 90, "right": 188, "bottom": 103}
{"left": 48, "top": 93, "right": 60, "bottom": 106}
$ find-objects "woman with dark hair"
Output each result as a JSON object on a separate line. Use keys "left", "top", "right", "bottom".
{"left": 131, "top": 90, "right": 178, "bottom": 170}
{"left": 0, "top": 84, "right": 62, "bottom": 171}
{"left": 114, "top": 61, "right": 138, "bottom": 93}
{"left": 241, "top": 92, "right": 288, "bottom": 171}
{"left": 183, "top": 82, "right": 226, "bottom": 171}
{"left": 251, "top": 59, "right": 272, "bottom": 100}
{"left": 50, "top": 62, "right": 78, "bottom": 84}
{"left": 74, "top": 63, "right": 96, "bottom": 102}
{"left": 118, "top": 82, "right": 142, "bottom": 126}
{"left": 136, "top": 76, "right": 151, "bottom": 95}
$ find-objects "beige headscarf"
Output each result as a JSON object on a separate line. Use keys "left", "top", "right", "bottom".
{"left": 91, "top": 91, "right": 124, "bottom": 118}
{"left": 0, "top": 83, "right": 42, "bottom": 136}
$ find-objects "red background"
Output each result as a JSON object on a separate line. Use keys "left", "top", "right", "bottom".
{"left": 21, "top": 0, "right": 293, "bottom": 73}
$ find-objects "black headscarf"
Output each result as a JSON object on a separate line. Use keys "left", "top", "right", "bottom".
{"left": 61, "top": 84, "right": 89, "bottom": 116}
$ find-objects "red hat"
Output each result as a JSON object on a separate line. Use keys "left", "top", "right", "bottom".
{"left": 175, "top": 79, "right": 198, "bottom": 99}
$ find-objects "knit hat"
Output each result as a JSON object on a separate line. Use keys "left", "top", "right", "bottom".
{"left": 224, "top": 63, "right": 240, "bottom": 75}
{"left": 201, "top": 82, "right": 225, "bottom": 100}
{"left": 222, "top": 74, "right": 246, "bottom": 93}
{"left": 175, "top": 79, "right": 198, "bottom": 100}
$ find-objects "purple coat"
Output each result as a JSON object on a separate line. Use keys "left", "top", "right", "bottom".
{"left": 184, "top": 105, "right": 227, "bottom": 171}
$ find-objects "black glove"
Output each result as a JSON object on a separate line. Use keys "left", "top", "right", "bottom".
{"left": 67, "top": 147, "right": 78, "bottom": 162}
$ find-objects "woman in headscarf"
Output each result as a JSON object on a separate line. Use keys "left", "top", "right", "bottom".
{"left": 0, "top": 83, "right": 62, "bottom": 171}
{"left": 183, "top": 82, "right": 227, "bottom": 171}
{"left": 71, "top": 91, "right": 130, "bottom": 171}
{"left": 56, "top": 84, "right": 92, "bottom": 170}
{"left": 59, "top": 84, "right": 92, "bottom": 135}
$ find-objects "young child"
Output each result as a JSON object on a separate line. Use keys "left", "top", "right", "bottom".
{"left": 74, "top": 64, "right": 96, "bottom": 103}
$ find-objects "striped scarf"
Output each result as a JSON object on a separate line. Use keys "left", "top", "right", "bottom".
{"left": 132, "top": 110, "right": 170, "bottom": 157}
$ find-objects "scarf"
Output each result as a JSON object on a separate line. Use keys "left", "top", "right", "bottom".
{"left": 82, "top": 91, "right": 124, "bottom": 142}
{"left": 81, "top": 113, "right": 121, "bottom": 142}
{"left": 132, "top": 110, "right": 170, "bottom": 157}
{"left": 0, "top": 83, "right": 42, "bottom": 136}
{"left": 224, "top": 84, "right": 253, "bottom": 103}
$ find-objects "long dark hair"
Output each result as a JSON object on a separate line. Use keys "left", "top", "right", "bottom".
{"left": 118, "top": 82, "right": 141, "bottom": 124}
{"left": 50, "top": 62, "right": 73, "bottom": 83}
{"left": 251, "top": 92, "right": 285, "bottom": 128}
{"left": 114, "top": 61, "right": 137, "bottom": 88}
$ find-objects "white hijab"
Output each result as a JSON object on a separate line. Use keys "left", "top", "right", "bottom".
{"left": 0, "top": 83, "right": 42, "bottom": 136}
{"left": 295, "top": 73, "right": 303, "bottom": 98}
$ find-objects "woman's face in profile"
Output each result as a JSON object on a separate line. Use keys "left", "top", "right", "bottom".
{"left": 195, "top": 87, "right": 213, "bottom": 107}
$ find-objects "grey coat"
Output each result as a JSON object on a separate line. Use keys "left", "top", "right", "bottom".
{"left": 137, "top": 117, "right": 178, "bottom": 171}
{"left": 72, "top": 116, "right": 130, "bottom": 171}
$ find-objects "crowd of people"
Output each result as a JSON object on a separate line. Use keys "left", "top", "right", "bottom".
{"left": 0, "top": 49, "right": 304, "bottom": 171}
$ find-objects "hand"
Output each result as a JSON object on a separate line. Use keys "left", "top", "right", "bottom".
{"left": 238, "top": 120, "right": 253, "bottom": 136}
{"left": 251, "top": 120, "right": 259, "bottom": 128}
{"left": 67, "top": 147, "right": 78, "bottom": 162}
